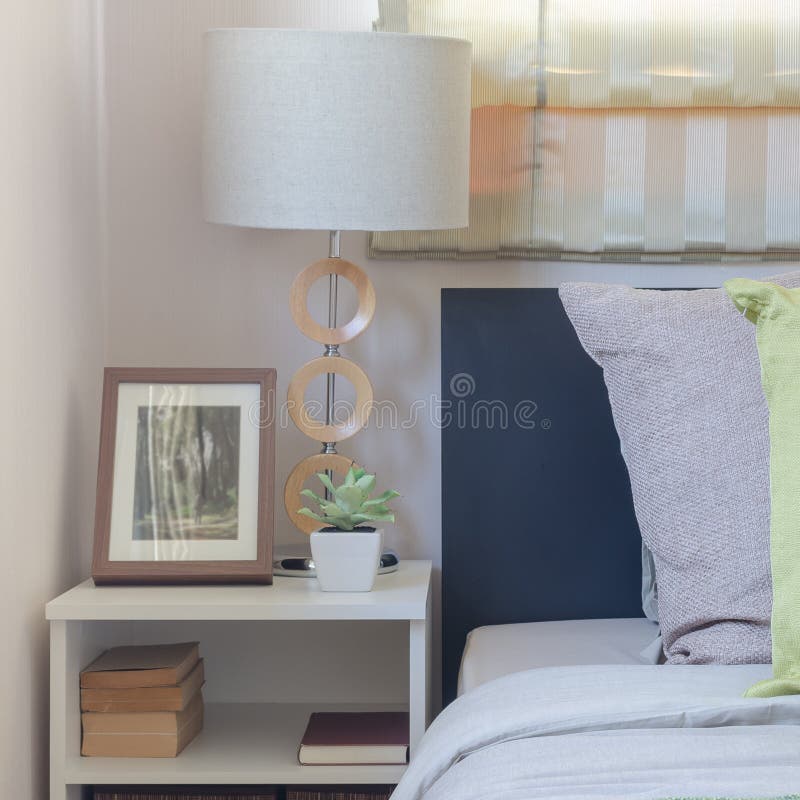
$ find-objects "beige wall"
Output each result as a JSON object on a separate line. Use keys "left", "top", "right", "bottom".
{"left": 101, "top": 0, "right": 784, "bottom": 708}
{"left": 0, "top": 1, "right": 105, "bottom": 796}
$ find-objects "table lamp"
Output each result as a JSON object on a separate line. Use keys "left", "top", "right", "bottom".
{"left": 202, "top": 28, "right": 471, "bottom": 563}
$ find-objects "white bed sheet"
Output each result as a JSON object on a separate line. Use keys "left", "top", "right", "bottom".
{"left": 458, "top": 617, "right": 661, "bottom": 695}
{"left": 394, "top": 664, "right": 800, "bottom": 800}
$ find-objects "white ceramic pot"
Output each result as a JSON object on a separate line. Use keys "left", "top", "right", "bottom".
{"left": 310, "top": 528, "right": 383, "bottom": 592}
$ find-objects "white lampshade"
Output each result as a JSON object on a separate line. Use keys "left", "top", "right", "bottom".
{"left": 203, "top": 28, "right": 471, "bottom": 232}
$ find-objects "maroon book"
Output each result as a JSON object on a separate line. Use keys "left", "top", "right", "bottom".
{"left": 298, "top": 712, "right": 409, "bottom": 766}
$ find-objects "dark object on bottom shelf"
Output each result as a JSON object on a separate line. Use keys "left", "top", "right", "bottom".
{"left": 93, "top": 787, "right": 278, "bottom": 800}
{"left": 286, "top": 787, "right": 393, "bottom": 800}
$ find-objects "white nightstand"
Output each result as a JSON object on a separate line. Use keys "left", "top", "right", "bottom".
{"left": 46, "top": 560, "right": 432, "bottom": 800}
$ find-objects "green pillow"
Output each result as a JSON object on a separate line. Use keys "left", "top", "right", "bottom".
{"left": 726, "top": 279, "right": 800, "bottom": 698}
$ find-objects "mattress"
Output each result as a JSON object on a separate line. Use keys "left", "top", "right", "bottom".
{"left": 458, "top": 617, "right": 661, "bottom": 695}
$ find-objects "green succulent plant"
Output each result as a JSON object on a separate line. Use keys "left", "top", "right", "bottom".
{"left": 298, "top": 465, "right": 399, "bottom": 532}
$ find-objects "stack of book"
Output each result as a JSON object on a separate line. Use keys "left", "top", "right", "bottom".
{"left": 80, "top": 641, "right": 204, "bottom": 758}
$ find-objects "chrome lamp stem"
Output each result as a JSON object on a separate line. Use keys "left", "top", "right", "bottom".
{"left": 322, "top": 231, "right": 341, "bottom": 500}
{"left": 323, "top": 230, "right": 341, "bottom": 452}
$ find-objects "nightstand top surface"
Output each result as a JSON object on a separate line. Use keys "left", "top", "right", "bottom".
{"left": 46, "top": 560, "right": 432, "bottom": 621}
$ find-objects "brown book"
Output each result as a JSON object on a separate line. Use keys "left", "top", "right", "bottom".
{"left": 81, "top": 642, "right": 200, "bottom": 689}
{"left": 81, "top": 693, "right": 203, "bottom": 757}
{"left": 81, "top": 659, "right": 204, "bottom": 713}
{"left": 287, "top": 787, "right": 393, "bottom": 800}
{"left": 298, "top": 712, "right": 408, "bottom": 766}
{"left": 82, "top": 691, "right": 204, "bottom": 734}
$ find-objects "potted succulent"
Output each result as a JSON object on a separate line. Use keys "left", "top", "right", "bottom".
{"left": 298, "top": 466, "right": 399, "bottom": 592}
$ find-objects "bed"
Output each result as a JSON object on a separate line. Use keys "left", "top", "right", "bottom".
{"left": 390, "top": 288, "right": 800, "bottom": 800}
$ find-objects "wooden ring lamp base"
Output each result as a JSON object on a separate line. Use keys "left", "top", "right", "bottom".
{"left": 290, "top": 258, "right": 376, "bottom": 345}
{"left": 283, "top": 453, "right": 359, "bottom": 535}
{"left": 282, "top": 249, "right": 396, "bottom": 572}
{"left": 287, "top": 356, "right": 373, "bottom": 443}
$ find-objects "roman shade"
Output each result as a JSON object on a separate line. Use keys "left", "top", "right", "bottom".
{"left": 371, "top": 1, "right": 800, "bottom": 261}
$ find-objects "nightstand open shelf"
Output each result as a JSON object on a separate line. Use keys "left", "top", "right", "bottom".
{"left": 47, "top": 561, "right": 432, "bottom": 800}
{"left": 64, "top": 702, "right": 408, "bottom": 785}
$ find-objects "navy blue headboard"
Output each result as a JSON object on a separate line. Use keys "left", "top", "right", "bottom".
{"left": 441, "top": 288, "right": 644, "bottom": 704}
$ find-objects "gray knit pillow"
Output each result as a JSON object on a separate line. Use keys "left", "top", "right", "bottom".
{"left": 560, "top": 273, "right": 800, "bottom": 665}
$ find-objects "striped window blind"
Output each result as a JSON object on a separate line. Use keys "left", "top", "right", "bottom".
{"left": 370, "top": 1, "right": 800, "bottom": 262}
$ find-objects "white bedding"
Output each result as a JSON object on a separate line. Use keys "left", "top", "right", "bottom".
{"left": 458, "top": 618, "right": 661, "bottom": 695}
{"left": 394, "top": 665, "right": 800, "bottom": 800}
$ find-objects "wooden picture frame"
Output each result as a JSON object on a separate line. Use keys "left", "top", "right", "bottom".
{"left": 91, "top": 368, "right": 276, "bottom": 585}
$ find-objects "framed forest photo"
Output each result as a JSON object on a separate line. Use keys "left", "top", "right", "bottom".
{"left": 91, "top": 368, "right": 276, "bottom": 584}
